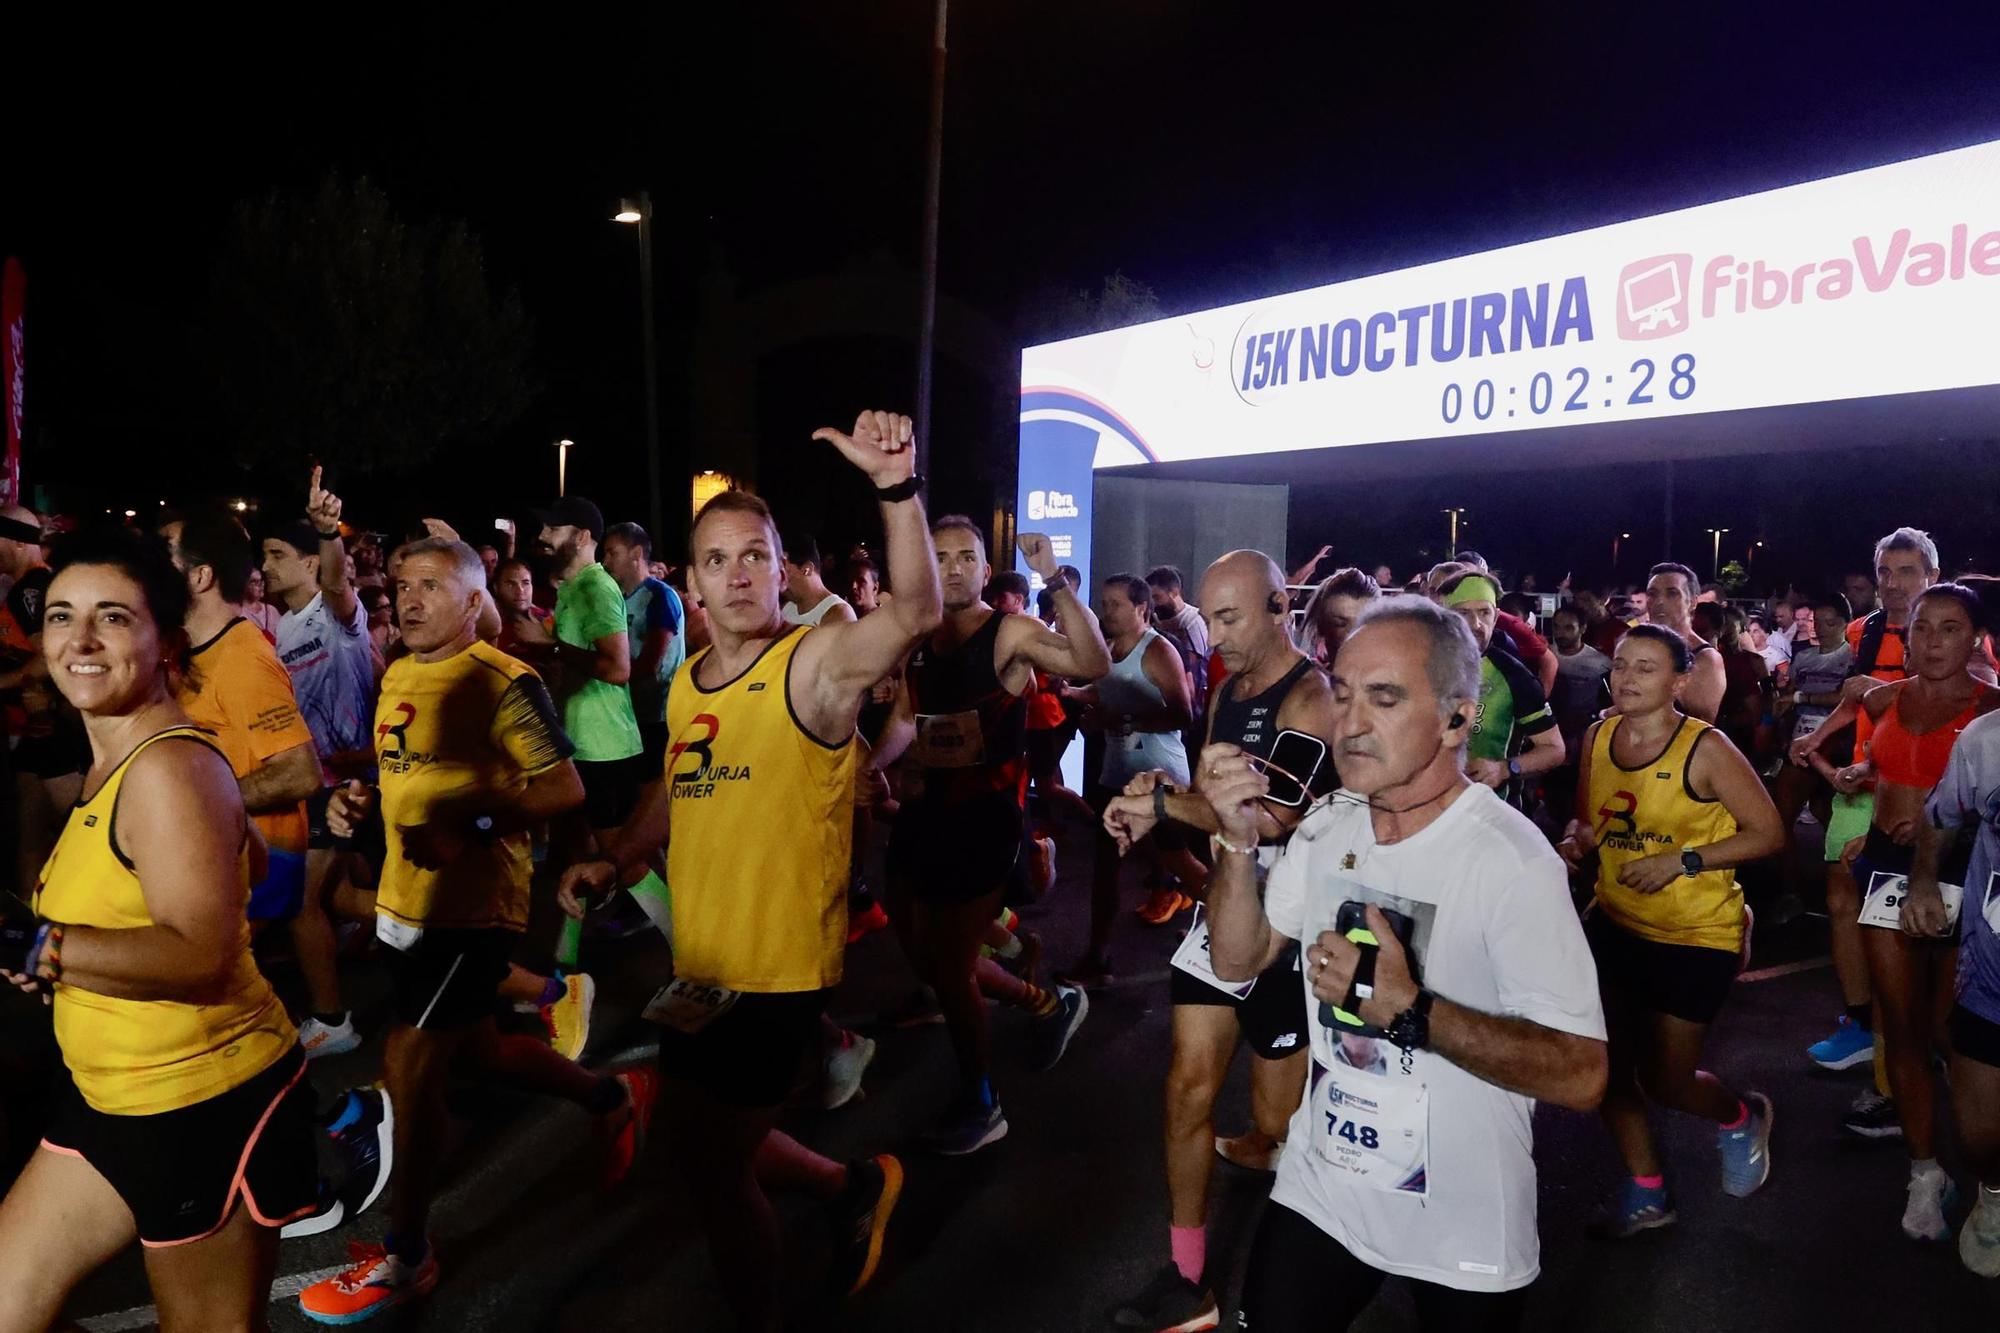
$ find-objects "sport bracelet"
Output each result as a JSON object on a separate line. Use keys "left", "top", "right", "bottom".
{"left": 315, "top": 527, "right": 342, "bottom": 541}
{"left": 874, "top": 474, "right": 924, "bottom": 503}
{"left": 1211, "top": 830, "right": 1255, "bottom": 857}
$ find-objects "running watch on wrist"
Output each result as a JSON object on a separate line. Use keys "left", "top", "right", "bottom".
{"left": 1507, "top": 757, "right": 1523, "bottom": 779}
{"left": 1387, "top": 990, "right": 1434, "bottom": 1053}
{"left": 1153, "top": 783, "right": 1173, "bottom": 821}
{"left": 874, "top": 474, "right": 924, "bottom": 503}
{"left": 1681, "top": 848, "right": 1705, "bottom": 877}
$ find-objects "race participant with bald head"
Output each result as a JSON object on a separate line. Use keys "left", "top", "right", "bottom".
{"left": 560, "top": 412, "right": 943, "bottom": 1325}
{"left": 296, "top": 537, "right": 651, "bottom": 1324}
{"left": 1436, "top": 570, "right": 1564, "bottom": 807}
{"left": 1204, "top": 597, "right": 1607, "bottom": 1331}
{"left": 870, "top": 517, "right": 1108, "bottom": 1154}
{"left": 1101, "top": 548, "right": 1343, "bottom": 1333}
{"left": 1641, "top": 562, "right": 1726, "bottom": 722}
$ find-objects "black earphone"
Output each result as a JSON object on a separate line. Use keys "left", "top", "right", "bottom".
{"left": 1267, "top": 590, "right": 1286, "bottom": 615}
{"left": 1447, "top": 714, "right": 1466, "bottom": 730}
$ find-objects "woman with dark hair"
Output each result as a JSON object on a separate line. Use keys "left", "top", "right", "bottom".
{"left": 1793, "top": 581, "right": 2000, "bottom": 1241}
{"left": 1692, "top": 602, "right": 1773, "bottom": 766}
{"left": 1560, "top": 623, "right": 1786, "bottom": 1239}
{"left": 1295, "top": 566, "right": 1379, "bottom": 667}
{"left": 0, "top": 525, "right": 314, "bottom": 1332}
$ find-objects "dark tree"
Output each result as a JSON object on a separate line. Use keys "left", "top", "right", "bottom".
{"left": 202, "top": 174, "right": 537, "bottom": 476}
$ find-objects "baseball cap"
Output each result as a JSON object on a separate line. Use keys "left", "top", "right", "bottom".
{"left": 532, "top": 497, "right": 605, "bottom": 542}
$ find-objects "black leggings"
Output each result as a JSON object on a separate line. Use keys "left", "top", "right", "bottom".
{"left": 1235, "top": 1204, "right": 1529, "bottom": 1332}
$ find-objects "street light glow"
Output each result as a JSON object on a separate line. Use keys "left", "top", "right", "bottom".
{"left": 613, "top": 198, "right": 645, "bottom": 224}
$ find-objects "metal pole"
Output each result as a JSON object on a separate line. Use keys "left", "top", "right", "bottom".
{"left": 636, "top": 191, "right": 666, "bottom": 548}
{"left": 1662, "top": 458, "right": 1675, "bottom": 563}
{"left": 913, "top": 0, "right": 948, "bottom": 485}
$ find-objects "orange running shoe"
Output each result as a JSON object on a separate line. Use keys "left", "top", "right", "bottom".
{"left": 601, "top": 1066, "right": 660, "bottom": 1188}
{"left": 1136, "top": 887, "right": 1193, "bottom": 925}
{"left": 298, "top": 1239, "right": 439, "bottom": 1325}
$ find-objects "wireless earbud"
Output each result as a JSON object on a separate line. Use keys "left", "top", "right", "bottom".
{"left": 1447, "top": 714, "right": 1467, "bottom": 730}
{"left": 1267, "top": 591, "right": 1286, "bottom": 616}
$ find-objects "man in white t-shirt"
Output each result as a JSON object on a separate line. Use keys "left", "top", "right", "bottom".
{"left": 1204, "top": 597, "right": 1606, "bottom": 1330}
{"left": 781, "top": 531, "right": 857, "bottom": 627}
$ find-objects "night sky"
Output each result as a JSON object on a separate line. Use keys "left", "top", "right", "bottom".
{"left": 7, "top": 4, "right": 2000, "bottom": 589}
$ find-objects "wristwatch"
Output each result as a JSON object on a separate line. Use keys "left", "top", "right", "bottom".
{"left": 1386, "top": 990, "right": 1435, "bottom": 1053}
{"left": 1506, "top": 757, "right": 1523, "bottom": 779}
{"left": 1681, "top": 847, "right": 1706, "bottom": 877}
{"left": 875, "top": 473, "right": 925, "bottom": 503}
{"left": 1153, "top": 783, "right": 1174, "bottom": 821}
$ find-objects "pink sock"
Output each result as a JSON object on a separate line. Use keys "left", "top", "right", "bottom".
{"left": 1632, "top": 1174, "right": 1665, "bottom": 1191}
{"left": 1170, "top": 1225, "right": 1205, "bottom": 1284}
{"left": 1719, "top": 1100, "right": 1749, "bottom": 1131}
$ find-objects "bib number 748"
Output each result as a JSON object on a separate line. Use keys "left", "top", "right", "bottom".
{"left": 1324, "top": 1114, "right": 1381, "bottom": 1149}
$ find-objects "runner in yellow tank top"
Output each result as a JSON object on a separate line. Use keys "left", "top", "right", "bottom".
{"left": 560, "top": 410, "right": 943, "bottom": 1322}
{"left": 1559, "top": 623, "right": 1786, "bottom": 1240}
{"left": 0, "top": 526, "right": 317, "bottom": 1332}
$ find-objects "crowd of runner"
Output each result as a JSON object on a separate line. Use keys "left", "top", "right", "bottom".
{"left": 0, "top": 414, "right": 1996, "bottom": 1331}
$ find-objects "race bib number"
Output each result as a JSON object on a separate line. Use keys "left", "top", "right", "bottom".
{"left": 1169, "top": 904, "right": 1257, "bottom": 999}
{"left": 1858, "top": 871, "right": 1963, "bottom": 931}
{"left": 912, "top": 711, "right": 986, "bottom": 769}
{"left": 1793, "top": 711, "right": 1827, "bottom": 740}
{"left": 374, "top": 915, "right": 425, "bottom": 952}
{"left": 1306, "top": 1056, "right": 1428, "bottom": 1196}
{"left": 642, "top": 978, "right": 741, "bottom": 1033}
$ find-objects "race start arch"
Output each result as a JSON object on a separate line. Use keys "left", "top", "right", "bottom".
{"left": 1016, "top": 139, "right": 2000, "bottom": 593}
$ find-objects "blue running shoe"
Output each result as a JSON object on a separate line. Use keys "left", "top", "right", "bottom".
{"left": 1718, "top": 1092, "right": 1774, "bottom": 1198}
{"left": 1807, "top": 1015, "right": 1873, "bottom": 1071}
{"left": 1589, "top": 1178, "right": 1677, "bottom": 1240}
{"left": 920, "top": 1096, "right": 1008, "bottom": 1156}
{"left": 1030, "top": 984, "right": 1090, "bottom": 1072}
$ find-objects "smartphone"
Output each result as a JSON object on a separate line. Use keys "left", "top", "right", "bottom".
{"left": 1318, "top": 900, "right": 1419, "bottom": 1032}
{"left": 1252, "top": 729, "right": 1329, "bottom": 808}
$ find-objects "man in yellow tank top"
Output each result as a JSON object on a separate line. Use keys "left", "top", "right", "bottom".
{"left": 561, "top": 410, "right": 941, "bottom": 1325}
{"left": 295, "top": 538, "right": 657, "bottom": 1327}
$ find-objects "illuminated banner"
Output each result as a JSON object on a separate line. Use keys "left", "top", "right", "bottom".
{"left": 1, "top": 258, "right": 21, "bottom": 508}
{"left": 1019, "top": 141, "right": 2000, "bottom": 469}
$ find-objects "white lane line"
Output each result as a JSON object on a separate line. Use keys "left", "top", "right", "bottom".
{"left": 1740, "top": 956, "right": 1831, "bottom": 983}
{"left": 72, "top": 1040, "right": 663, "bottom": 1332}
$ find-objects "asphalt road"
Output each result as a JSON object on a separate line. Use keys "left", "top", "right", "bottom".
{"left": 13, "top": 815, "right": 2000, "bottom": 1332}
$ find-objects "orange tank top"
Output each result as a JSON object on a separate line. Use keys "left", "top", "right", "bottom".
{"left": 1870, "top": 683, "right": 1992, "bottom": 790}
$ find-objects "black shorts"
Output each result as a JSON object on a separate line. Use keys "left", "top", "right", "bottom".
{"left": 41, "top": 1046, "right": 316, "bottom": 1247}
{"left": 1170, "top": 942, "right": 1310, "bottom": 1059}
{"left": 384, "top": 927, "right": 517, "bottom": 1031}
{"left": 637, "top": 719, "right": 669, "bottom": 776}
{"left": 889, "top": 793, "right": 1024, "bottom": 904}
{"left": 1586, "top": 913, "right": 1738, "bottom": 1025}
{"left": 1951, "top": 1005, "right": 2000, "bottom": 1070}
{"left": 578, "top": 754, "right": 649, "bottom": 830}
{"left": 656, "top": 989, "right": 827, "bottom": 1109}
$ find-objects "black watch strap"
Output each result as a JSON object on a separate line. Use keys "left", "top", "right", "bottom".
{"left": 1153, "top": 783, "right": 1173, "bottom": 821}
{"left": 875, "top": 474, "right": 924, "bottom": 503}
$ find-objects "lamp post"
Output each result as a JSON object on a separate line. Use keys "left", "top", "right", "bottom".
{"left": 556, "top": 439, "right": 573, "bottom": 497}
{"left": 1443, "top": 508, "right": 1466, "bottom": 559}
{"left": 613, "top": 193, "right": 665, "bottom": 547}
{"left": 1613, "top": 531, "right": 1631, "bottom": 569}
{"left": 1706, "top": 527, "right": 1730, "bottom": 581}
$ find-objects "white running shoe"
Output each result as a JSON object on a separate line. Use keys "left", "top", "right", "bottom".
{"left": 1962, "top": 1185, "right": 2000, "bottom": 1276}
{"left": 299, "top": 1014, "right": 361, "bottom": 1060}
{"left": 822, "top": 1032, "right": 877, "bottom": 1110}
{"left": 1901, "top": 1165, "right": 1955, "bottom": 1242}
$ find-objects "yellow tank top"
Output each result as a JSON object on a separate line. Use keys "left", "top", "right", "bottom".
{"left": 666, "top": 626, "right": 856, "bottom": 992}
{"left": 1588, "top": 714, "right": 1743, "bottom": 952}
{"left": 33, "top": 727, "right": 296, "bottom": 1115}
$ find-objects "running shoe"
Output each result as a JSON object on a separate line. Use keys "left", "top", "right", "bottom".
{"left": 847, "top": 900, "right": 891, "bottom": 944}
{"left": 822, "top": 1031, "right": 877, "bottom": 1110}
{"left": 281, "top": 1182, "right": 347, "bottom": 1239}
{"left": 828, "top": 1154, "right": 904, "bottom": 1297}
{"left": 1030, "top": 984, "right": 1090, "bottom": 1072}
{"left": 1108, "top": 1263, "right": 1221, "bottom": 1332}
{"left": 329, "top": 1086, "right": 395, "bottom": 1220}
{"left": 921, "top": 1096, "right": 1009, "bottom": 1156}
{"left": 1806, "top": 1015, "right": 1873, "bottom": 1071}
{"left": 1842, "top": 1089, "right": 1903, "bottom": 1140}
{"left": 542, "top": 973, "right": 596, "bottom": 1062}
{"left": 601, "top": 1067, "right": 659, "bottom": 1187}
{"left": 299, "top": 1014, "right": 361, "bottom": 1061}
{"left": 1962, "top": 1185, "right": 2000, "bottom": 1277}
{"left": 1902, "top": 1165, "right": 1957, "bottom": 1242}
{"left": 1213, "top": 1131, "right": 1282, "bottom": 1173}
{"left": 1717, "top": 1092, "right": 1774, "bottom": 1197}
{"left": 1589, "top": 1177, "right": 1677, "bottom": 1240}
{"left": 298, "top": 1240, "right": 439, "bottom": 1324}
{"left": 1027, "top": 835, "right": 1057, "bottom": 899}
{"left": 1137, "top": 887, "right": 1194, "bottom": 926}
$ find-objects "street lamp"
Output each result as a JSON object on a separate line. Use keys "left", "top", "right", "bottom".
{"left": 556, "top": 439, "right": 574, "bottom": 497}
{"left": 612, "top": 193, "right": 665, "bottom": 549}
{"left": 1613, "top": 531, "right": 1631, "bottom": 568}
{"left": 1706, "top": 527, "right": 1730, "bottom": 581}
{"left": 1443, "top": 508, "right": 1466, "bottom": 559}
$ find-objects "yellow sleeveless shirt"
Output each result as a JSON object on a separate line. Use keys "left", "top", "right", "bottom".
{"left": 1588, "top": 714, "right": 1744, "bottom": 952}
{"left": 33, "top": 727, "right": 296, "bottom": 1114}
{"left": 666, "top": 626, "right": 856, "bottom": 992}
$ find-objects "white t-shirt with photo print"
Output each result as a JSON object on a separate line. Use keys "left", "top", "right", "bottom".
{"left": 1263, "top": 781, "right": 1604, "bottom": 1293}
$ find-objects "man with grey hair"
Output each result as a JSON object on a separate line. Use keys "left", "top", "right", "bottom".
{"left": 1203, "top": 597, "right": 1607, "bottom": 1330}
{"left": 297, "top": 536, "right": 654, "bottom": 1323}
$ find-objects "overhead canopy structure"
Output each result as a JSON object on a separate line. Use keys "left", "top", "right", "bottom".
{"left": 1015, "top": 140, "right": 2000, "bottom": 589}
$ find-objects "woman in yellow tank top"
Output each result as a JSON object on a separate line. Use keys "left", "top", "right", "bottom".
{"left": 0, "top": 526, "right": 314, "bottom": 1332}
{"left": 1558, "top": 624, "right": 1785, "bottom": 1239}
